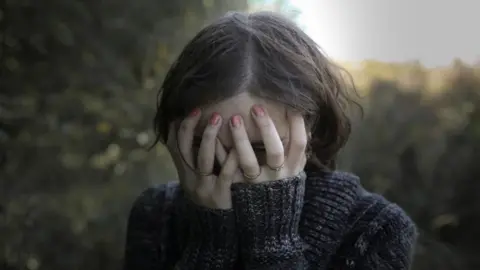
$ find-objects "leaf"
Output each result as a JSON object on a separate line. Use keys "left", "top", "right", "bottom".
{"left": 431, "top": 214, "right": 459, "bottom": 230}
{"left": 96, "top": 121, "right": 112, "bottom": 134}
{"left": 203, "top": 0, "right": 214, "bottom": 8}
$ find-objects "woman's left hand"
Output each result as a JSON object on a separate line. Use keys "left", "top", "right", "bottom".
{"left": 228, "top": 105, "right": 308, "bottom": 183}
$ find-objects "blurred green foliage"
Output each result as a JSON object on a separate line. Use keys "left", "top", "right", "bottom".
{"left": 1, "top": 1, "right": 479, "bottom": 270}
{"left": 0, "top": 0, "right": 246, "bottom": 269}
{"left": 340, "top": 60, "right": 480, "bottom": 270}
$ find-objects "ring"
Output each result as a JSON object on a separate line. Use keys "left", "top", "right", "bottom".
{"left": 242, "top": 168, "right": 262, "bottom": 180}
{"left": 196, "top": 170, "right": 213, "bottom": 177}
{"left": 267, "top": 162, "right": 284, "bottom": 171}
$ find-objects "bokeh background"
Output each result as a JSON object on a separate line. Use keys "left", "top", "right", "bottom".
{"left": 1, "top": 0, "right": 479, "bottom": 269}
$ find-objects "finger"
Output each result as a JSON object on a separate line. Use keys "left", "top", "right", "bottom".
{"left": 251, "top": 105, "right": 285, "bottom": 168}
{"left": 215, "top": 138, "right": 228, "bottom": 165}
{"left": 229, "top": 115, "right": 260, "bottom": 177}
{"left": 217, "top": 149, "right": 239, "bottom": 187}
{"left": 197, "top": 112, "right": 222, "bottom": 174}
{"left": 286, "top": 110, "right": 308, "bottom": 167}
{"left": 167, "top": 122, "right": 175, "bottom": 145}
{"left": 177, "top": 108, "right": 201, "bottom": 167}
{"left": 166, "top": 122, "right": 178, "bottom": 153}
{"left": 166, "top": 122, "right": 184, "bottom": 165}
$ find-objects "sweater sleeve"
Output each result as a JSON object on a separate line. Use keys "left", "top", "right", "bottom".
{"left": 123, "top": 184, "right": 177, "bottom": 270}
{"left": 174, "top": 197, "right": 238, "bottom": 270}
{"left": 231, "top": 172, "right": 307, "bottom": 270}
{"left": 123, "top": 183, "right": 238, "bottom": 270}
{"left": 346, "top": 203, "right": 418, "bottom": 270}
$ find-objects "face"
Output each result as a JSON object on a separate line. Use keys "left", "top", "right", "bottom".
{"left": 192, "top": 92, "right": 291, "bottom": 166}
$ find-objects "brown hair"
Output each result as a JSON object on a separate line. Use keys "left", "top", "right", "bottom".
{"left": 153, "top": 11, "right": 360, "bottom": 170}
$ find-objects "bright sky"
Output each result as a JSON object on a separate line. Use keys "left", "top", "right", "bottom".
{"left": 292, "top": 0, "right": 480, "bottom": 67}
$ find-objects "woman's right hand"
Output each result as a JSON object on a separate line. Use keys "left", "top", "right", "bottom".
{"left": 166, "top": 108, "right": 240, "bottom": 210}
{"left": 166, "top": 109, "right": 240, "bottom": 270}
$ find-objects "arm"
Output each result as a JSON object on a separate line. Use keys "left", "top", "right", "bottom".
{"left": 231, "top": 173, "right": 308, "bottom": 270}
{"left": 299, "top": 171, "right": 418, "bottom": 270}
{"left": 123, "top": 185, "right": 176, "bottom": 270}
{"left": 349, "top": 204, "right": 418, "bottom": 270}
{"left": 123, "top": 184, "right": 238, "bottom": 270}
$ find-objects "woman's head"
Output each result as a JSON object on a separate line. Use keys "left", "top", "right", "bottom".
{"left": 153, "top": 11, "right": 359, "bottom": 170}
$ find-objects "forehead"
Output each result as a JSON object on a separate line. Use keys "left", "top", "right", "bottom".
{"left": 195, "top": 92, "right": 289, "bottom": 147}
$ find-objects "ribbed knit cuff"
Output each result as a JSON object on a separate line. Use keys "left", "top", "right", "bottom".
{"left": 184, "top": 198, "right": 237, "bottom": 249}
{"left": 300, "top": 170, "right": 360, "bottom": 263}
{"left": 231, "top": 172, "right": 306, "bottom": 258}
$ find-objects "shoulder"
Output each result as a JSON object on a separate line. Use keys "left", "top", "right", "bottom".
{"left": 123, "top": 182, "right": 183, "bottom": 268}
{"left": 304, "top": 170, "right": 417, "bottom": 259}
{"left": 126, "top": 182, "right": 181, "bottom": 230}
{"left": 323, "top": 171, "right": 418, "bottom": 268}
{"left": 347, "top": 188, "right": 418, "bottom": 253}
{"left": 305, "top": 169, "right": 416, "bottom": 236}
{"left": 347, "top": 180, "right": 417, "bottom": 245}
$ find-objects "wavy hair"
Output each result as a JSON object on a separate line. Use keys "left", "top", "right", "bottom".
{"left": 153, "top": 11, "right": 361, "bottom": 170}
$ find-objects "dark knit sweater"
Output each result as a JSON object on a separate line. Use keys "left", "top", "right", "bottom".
{"left": 123, "top": 170, "right": 417, "bottom": 270}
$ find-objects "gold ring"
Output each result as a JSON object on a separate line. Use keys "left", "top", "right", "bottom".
{"left": 267, "top": 162, "right": 284, "bottom": 172}
{"left": 242, "top": 168, "right": 262, "bottom": 180}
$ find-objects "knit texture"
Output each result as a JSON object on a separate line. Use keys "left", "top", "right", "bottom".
{"left": 123, "top": 171, "right": 418, "bottom": 270}
{"left": 232, "top": 172, "right": 307, "bottom": 269}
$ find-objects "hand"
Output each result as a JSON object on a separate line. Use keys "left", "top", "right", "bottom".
{"left": 166, "top": 109, "right": 239, "bottom": 209}
{"left": 229, "top": 105, "right": 307, "bottom": 183}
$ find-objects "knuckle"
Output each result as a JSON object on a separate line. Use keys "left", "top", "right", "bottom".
{"left": 179, "top": 121, "right": 191, "bottom": 134}
{"left": 269, "top": 150, "right": 284, "bottom": 158}
{"left": 197, "top": 159, "right": 207, "bottom": 170}
{"left": 257, "top": 119, "right": 271, "bottom": 128}
{"left": 242, "top": 163, "right": 258, "bottom": 174}
{"left": 238, "top": 137, "right": 249, "bottom": 144}
{"left": 235, "top": 136, "right": 250, "bottom": 145}
{"left": 292, "top": 138, "right": 307, "bottom": 150}
{"left": 202, "top": 129, "right": 217, "bottom": 141}
{"left": 268, "top": 151, "right": 284, "bottom": 161}
{"left": 231, "top": 125, "right": 247, "bottom": 136}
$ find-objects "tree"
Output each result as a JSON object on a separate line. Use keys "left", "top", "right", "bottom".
{"left": 1, "top": 1, "right": 246, "bottom": 269}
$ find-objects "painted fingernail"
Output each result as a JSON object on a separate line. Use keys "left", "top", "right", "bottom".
{"left": 231, "top": 115, "right": 241, "bottom": 127}
{"left": 210, "top": 112, "right": 221, "bottom": 126}
{"left": 189, "top": 108, "right": 200, "bottom": 117}
{"left": 252, "top": 105, "right": 265, "bottom": 117}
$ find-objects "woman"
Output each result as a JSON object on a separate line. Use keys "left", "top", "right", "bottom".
{"left": 123, "top": 11, "right": 418, "bottom": 270}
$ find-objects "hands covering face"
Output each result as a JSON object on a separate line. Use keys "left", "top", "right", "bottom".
{"left": 166, "top": 105, "right": 307, "bottom": 209}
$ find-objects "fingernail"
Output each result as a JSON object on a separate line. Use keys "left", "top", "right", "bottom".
{"left": 252, "top": 105, "right": 265, "bottom": 117}
{"left": 210, "top": 112, "right": 221, "bottom": 126}
{"left": 231, "top": 115, "right": 241, "bottom": 127}
{"left": 189, "top": 108, "right": 200, "bottom": 117}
